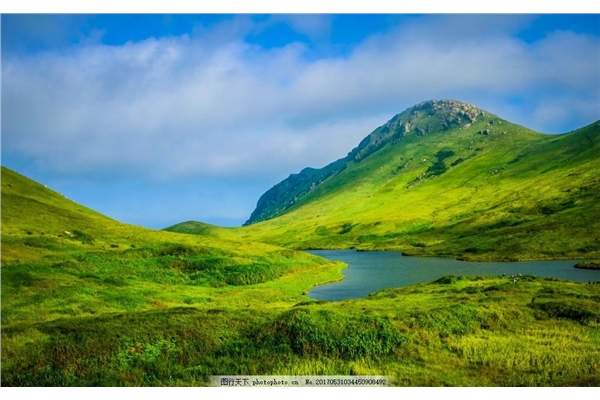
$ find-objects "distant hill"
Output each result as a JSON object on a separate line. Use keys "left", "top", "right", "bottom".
{"left": 231, "top": 99, "right": 600, "bottom": 260}
{"left": 163, "top": 220, "right": 234, "bottom": 240}
{"left": 164, "top": 221, "right": 219, "bottom": 235}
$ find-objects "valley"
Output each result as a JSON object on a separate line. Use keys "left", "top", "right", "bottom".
{"left": 3, "top": 100, "right": 600, "bottom": 386}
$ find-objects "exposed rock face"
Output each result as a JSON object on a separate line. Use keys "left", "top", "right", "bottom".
{"left": 244, "top": 99, "right": 491, "bottom": 225}
{"left": 244, "top": 159, "right": 346, "bottom": 225}
{"left": 417, "top": 99, "right": 485, "bottom": 123}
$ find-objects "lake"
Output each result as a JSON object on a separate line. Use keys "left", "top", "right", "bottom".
{"left": 306, "top": 250, "right": 600, "bottom": 301}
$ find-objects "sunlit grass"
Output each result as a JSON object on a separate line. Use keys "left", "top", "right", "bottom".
{"left": 3, "top": 157, "right": 600, "bottom": 386}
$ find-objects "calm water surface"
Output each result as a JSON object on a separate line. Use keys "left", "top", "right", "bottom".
{"left": 306, "top": 250, "right": 600, "bottom": 301}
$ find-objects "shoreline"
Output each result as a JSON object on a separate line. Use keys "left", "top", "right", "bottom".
{"left": 300, "top": 246, "right": 600, "bottom": 264}
{"left": 300, "top": 260, "right": 348, "bottom": 297}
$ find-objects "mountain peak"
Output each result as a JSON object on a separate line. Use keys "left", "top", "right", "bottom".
{"left": 382, "top": 99, "right": 488, "bottom": 135}
{"left": 245, "top": 99, "right": 493, "bottom": 225}
{"left": 347, "top": 99, "right": 490, "bottom": 165}
{"left": 411, "top": 99, "right": 486, "bottom": 121}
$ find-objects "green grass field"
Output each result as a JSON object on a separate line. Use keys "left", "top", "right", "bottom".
{"left": 2, "top": 166, "right": 600, "bottom": 386}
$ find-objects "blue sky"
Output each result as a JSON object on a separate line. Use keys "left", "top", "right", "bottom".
{"left": 2, "top": 12, "right": 600, "bottom": 228}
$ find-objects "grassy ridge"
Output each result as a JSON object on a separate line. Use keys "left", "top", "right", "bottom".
{"left": 0, "top": 166, "right": 315, "bottom": 263}
{"left": 225, "top": 113, "right": 600, "bottom": 261}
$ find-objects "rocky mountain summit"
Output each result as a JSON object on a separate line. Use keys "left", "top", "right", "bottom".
{"left": 349, "top": 99, "right": 488, "bottom": 163}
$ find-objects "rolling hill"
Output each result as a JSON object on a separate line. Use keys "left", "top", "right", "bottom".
{"left": 0, "top": 166, "right": 319, "bottom": 269}
{"left": 169, "top": 99, "right": 600, "bottom": 261}
{"left": 1, "top": 165, "right": 339, "bottom": 323}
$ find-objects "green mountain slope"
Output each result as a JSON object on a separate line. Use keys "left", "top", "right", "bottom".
{"left": 245, "top": 99, "right": 492, "bottom": 225}
{"left": 1, "top": 165, "right": 337, "bottom": 311}
{"left": 233, "top": 100, "right": 600, "bottom": 260}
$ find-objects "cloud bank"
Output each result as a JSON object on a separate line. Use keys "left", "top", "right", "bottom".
{"left": 3, "top": 15, "right": 599, "bottom": 187}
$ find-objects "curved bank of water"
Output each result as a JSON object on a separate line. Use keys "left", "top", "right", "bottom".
{"left": 306, "top": 250, "right": 600, "bottom": 301}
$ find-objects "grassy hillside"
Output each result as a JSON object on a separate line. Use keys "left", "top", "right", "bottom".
{"left": 220, "top": 100, "right": 600, "bottom": 261}
{"left": 3, "top": 167, "right": 600, "bottom": 386}
{"left": 1, "top": 164, "right": 339, "bottom": 300}
{"left": 1, "top": 166, "right": 341, "bottom": 383}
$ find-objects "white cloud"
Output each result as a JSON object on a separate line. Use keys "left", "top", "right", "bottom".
{"left": 3, "top": 15, "right": 599, "bottom": 184}
{"left": 270, "top": 14, "right": 333, "bottom": 38}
